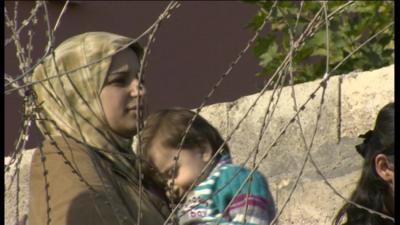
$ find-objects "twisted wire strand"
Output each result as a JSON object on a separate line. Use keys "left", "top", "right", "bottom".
{"left": 158, "top": 62, "right": 288, "bottom": 220}
{"left": 32, "top": 100, "right": 127, "bottom": 225}
{"left": 306, "top": 22, "right": 395, "bottom": 223}
{"left": 215, "top": 55, "right": 321, "bottom": 225}
{"left": 4, "top": 107, "right": 33, "bottom": 173}
{"left": 216, "top": 61, "right": 332, "bottom": 225}
{"left": 4, "top": 1, "right": 43, "bottom": 47}
{"left": 270, "top": 80, "right": 328, "bottom": 225}
{"left": 4, "top": 1, "right": 394, "bottom": 224}
{"left": 4, "top": 74, "right": 33, "bottom": 173}
{"left": 268, "top": 4, "right": 331, "bottom": 223}
{"left": 52, "top": 0, "right": 69, "bottom": 36}
{"left": 135, "top": 2, "right": 180, "bottom": 225}
{"left": 176, "top": 18, "right": 395, "bottom": 222}
{"left": 5, "top": 2, "right": 64, "bottom": 189}
{"left": 7, "top": 0, "right": 177, "bottom": 163}
{"left": 217, "top": 11, "right": 332, "bottom": 220}
{"left": 175, "top": 61, "right": 288, "bottom": 221}
{"left": 171, "top": 3, "right": 383, "bottom": 223}
{"left": 36, "top": 112, "right": 171, "bottom": 224}
{"left": 4, "top": 5, "right": 38, "bottom": 216}
{"left": 166, "top": 2, "right": 279, "bottom": 216}
{"left": 43, "top": 1, "right": 92, "bottom": 149}
{"left": 37, "top": 145, "right": 52, "bottom": 225}
{"left": 172, "top": 66, "right": 288, "bottom": 220}
{"left": 34, "top": 111, "right": 121, "bottom": 193}
{"left": 164, "top": 2, "right": 330, "bottom": 221}
{"left": 285, "top": 4, "right": 395, "bottom": 222}
{"left": 242, "top": 67, "right": 287, "bottom": 225}
{"left": 15, "top": 156, "right": 21, "bottom": 225}
{"left": 35, "top": 100, "right": 121, "bottom": 225}
{"left": 4, "top": 1, "right": 178, "bottom": 93}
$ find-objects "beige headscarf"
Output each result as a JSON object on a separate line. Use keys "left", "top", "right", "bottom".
{"left": 32, "top": 32, "right": 143, "bottom": 184}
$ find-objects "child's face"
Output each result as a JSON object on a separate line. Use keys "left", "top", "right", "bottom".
{"left": 148, "top": 137, "right": 212, "bottom": 201}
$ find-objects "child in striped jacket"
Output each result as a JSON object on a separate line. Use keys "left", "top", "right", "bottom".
{"left": 141, "top": 108, "right": 276, "bottom": 225}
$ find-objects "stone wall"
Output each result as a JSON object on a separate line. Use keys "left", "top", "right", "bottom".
{"left": 198, "top": 64, "right": 394, "bottom": 224}
{"left": 5, "top": 65, "right": 394, "bottom": 225}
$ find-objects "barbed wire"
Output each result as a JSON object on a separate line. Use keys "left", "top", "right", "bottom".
{"left": 4, "top": 1, "right": 178, "bottom": 94}
{"left": 52, "top": 0, "right": 69, "bottom": 36}
{"left": 165, "top": 1, "right": 330, "bottom": 222}
{"left": 4, "top": 1, "right": 43, "bottom": 47}
{"left": 4, "top": 4, "right": 39, "bottom": 209}
{"left": 166, "top": 2, "right": 279, "bottom": 218}
{"left": 152, "top": 65, "right": 288, "bottom": 221}
{"left": 37, "top": 145, "right": 52, "bottom": 225}
{"left": 172, "top": 17, "right": 395, "bottom": 223}
{"left": 5, "top": 2, "right": 180, "bottom": 225}
{"left": 284, "top": 2, "right": 395, "bottom": 223}
{"left": 166, "top": 2, "right": 394, "bottom": 224}
{"left": 304, "top": 22, "right": 395, "bottom": 223}
{"left": 270, "top": 14, "right": 395, "bottom": 225}
{"left": 4, "top": 1, "right": 394, "bottom": 225}
{"left": 135, "top": 2, "right": 181, "bottom": 225}
{"left": 5, "top": 0, "right": 71, "bottom": 174}
{"left": 269, "top": 4, "right": 331, "bottom": 223}
{"left": 159, "top": 67, "right": 289, "bottom": 222}
{"left": 243, "top": 65, "right": 287, "bottom": 225}
{"left": 168, "top": 62, "right": 289, "bottom": 223}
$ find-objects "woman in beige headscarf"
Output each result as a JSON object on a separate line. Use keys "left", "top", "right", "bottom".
{"left": 28, "top": 32, "right": 169, "bottom": 225}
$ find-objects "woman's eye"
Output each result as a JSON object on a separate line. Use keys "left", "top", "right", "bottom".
{"left": 110, "top": 77, "right": 127, "bottom": 85}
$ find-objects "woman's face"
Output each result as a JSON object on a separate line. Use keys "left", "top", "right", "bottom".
{"left": 100, "top": 48, "right": 145, "bottom": 138}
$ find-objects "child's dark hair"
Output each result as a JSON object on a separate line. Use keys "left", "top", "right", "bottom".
{"left": 333, "top": 102, "right": 394, "bottom": 225}
{"left": 141, "top": 107, "right": 230, "bottom": 166}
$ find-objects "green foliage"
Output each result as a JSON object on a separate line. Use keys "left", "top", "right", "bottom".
{"left": 244, "top": 1, "right": 394, "bottom": 85}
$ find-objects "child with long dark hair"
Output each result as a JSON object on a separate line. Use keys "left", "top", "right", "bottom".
{"left": 140, "top": 108, "right": 276, "bottom": 225}
{"left": 333, "top": 102, "right": 394, "bottom": 225}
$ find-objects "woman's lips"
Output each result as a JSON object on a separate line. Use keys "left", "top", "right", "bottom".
{"left": 127, "top": 105, "right": 143, "bottom": 111}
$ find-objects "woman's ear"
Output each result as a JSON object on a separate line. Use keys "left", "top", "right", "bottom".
{"left": 201, "top": 142, "right": 213, "bottom": 162}
{"left": 375, "top": 154, "right": 394, "bottom": 185}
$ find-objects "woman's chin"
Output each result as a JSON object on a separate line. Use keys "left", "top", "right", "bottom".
{"left": 111, "top": 127, "right": 138, "bottom": 139}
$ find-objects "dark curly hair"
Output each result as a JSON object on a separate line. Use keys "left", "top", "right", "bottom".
{"left": 333, "top": 102, "right": 394, "bottom": 225}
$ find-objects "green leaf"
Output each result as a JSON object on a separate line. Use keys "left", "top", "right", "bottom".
{"left": 260, "top": 1, "right": 275, "bottom": 10}
{"left": 294, "top": 47, "right": 314, "bottom": 61}
{"left": 247, "top": 11, "right": 267, "bottom": 30}
{"left": 313, "top": 47, "right": 327, "bottom": 57}
{"left": 387, "top": 39, "right": 394, "bottom": 50}
{"left": 271, "top": 21, "right": 286, "bottom": 31}
{"left": 378, "top": 35, "right": 392, "bottom": 47}
{"left": 310, "top": 30, "right": 326, "bottom": 46}
{"left": 259, "top": 44, "right": 278, "bottom": 67}
{"left": 253, "top": 36, "right": 274, "bottom": 57}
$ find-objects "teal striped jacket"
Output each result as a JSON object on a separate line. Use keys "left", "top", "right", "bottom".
{"left": 177, "top": 154, "right": 276, "bottom": 225}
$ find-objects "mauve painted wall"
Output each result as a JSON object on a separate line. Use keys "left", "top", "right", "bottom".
{"left": 4, "top": 1, "right": 267, "bottom": 155}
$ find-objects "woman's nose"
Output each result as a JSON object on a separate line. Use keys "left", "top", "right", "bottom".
{"left": 130, "top": 79, "right": 146, "bottom": 97}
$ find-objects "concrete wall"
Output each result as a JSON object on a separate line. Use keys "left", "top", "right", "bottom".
{"left": 5, "top": 65, "right": 394, "bottom": 225}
